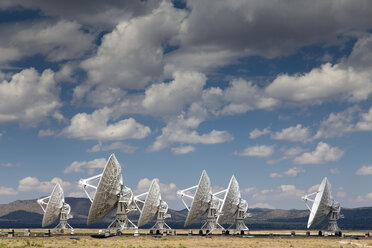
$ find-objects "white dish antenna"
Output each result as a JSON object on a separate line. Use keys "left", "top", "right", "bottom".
{"left": 37, "top": 183, "right": 73, "bottom": 233}
{"left": 79, "top": 154, "right": 137, "bottom": 233}
{"left": 217, "top": 175, "right": 249, "bottom": 233}
{"left": 302, "top": 177, "right": 342, "bottom": 231}
{"left": 177, "top": 170, "right": 223, "bottom": 233}
{"left": 134, "top": 179, "right": 171, "bottom": 231}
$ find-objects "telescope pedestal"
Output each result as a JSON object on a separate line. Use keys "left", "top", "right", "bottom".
{"left": 200, "top": 208, "right": 223, "bottom": 234}
{"left": 228, "top": 209, "right": 248, "bottom": 234}
{"left": 108, "top": 198, "right": 136, "bottom": 234}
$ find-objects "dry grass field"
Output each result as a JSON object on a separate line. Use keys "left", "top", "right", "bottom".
{"left": 0, "top": 229, "right": 372, "bottom": 248}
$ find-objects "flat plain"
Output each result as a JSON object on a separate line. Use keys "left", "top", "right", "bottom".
{"left": 1, "top": 229, "right": 372, "bottom": 248}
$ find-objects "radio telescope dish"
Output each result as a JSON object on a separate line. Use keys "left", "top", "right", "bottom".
{"left": 302, "top": 177, "right": 342, "bottom": 231}
{"left": 79, "top": 154, "right": 137, "bottom": 234}
{"left": 177, "top": 170, "right": 223, "bottom": 233}
{"left": 217, "top": 175, "right": 249, "bottom": 233}
{"left": 135, "top": 179, "right": 171, "bottom": 231}
{"left": 37, "top": 183, "right": 73, "bottom": 233}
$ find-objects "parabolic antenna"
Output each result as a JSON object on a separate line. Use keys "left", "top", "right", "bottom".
{"left": 302, "top": 177, "right": 342, "bottom": 231}
{"left": 217, "top": 175, "right": 249, "bottom": 233}
{"left": 37, "top": 183, "right": 73, "bottom": 233}
{"left": 135, "top": 179, "right": 171, "bottom": 231}
{"left": 177, "top": 170, "right": 223, "bottom": 233}
{"left": 79, "top": 154, "right": 137, "bottom": 233}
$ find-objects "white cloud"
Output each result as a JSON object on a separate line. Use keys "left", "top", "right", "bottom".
{"left": 249, "top": 127, "right": 270, "bottom": 139}
{"left": 38, "top": 129, "right": 56, "bottom": 137}
{"left": 269, "top": 167, "right": 305, "bottom": 178}
{"left": 284, "top": 167, "right": 305, "bottom": 177}
{"left": 336, "top": 191, "right": 347, "bottom": 198}
{"left": 148, "top": 114, "right": 233, "bottom": 152}
{"left": 271, "top": 124, "right": 310, "bottom": 142}
{"left": 171, "top": 145, "right": 196, "bottom": 155}
{"left": 238, "top": 145, "right": 274, "bottom": 157}
{"left": 356, "top": 107, "right": 372, "bottom": 131}
{"left": 266, "top": 63, "right": 372, "bottom": 104}
{"left": 0, "top": 186, "right": 17, "bottom": 195}
{"left": 293, "top": 142, "right": 344, "bottom": 164}
{"left": 269, "top": 173, "right": 283, "bottom": 178}
{"left": 18, "top": 177, "right": 71, "bottom": 193}
{"left": 64, "top": 158, "right": 107, "bottom": 174}
{"left": 314, "top": 106, "right": 359, "bottom": 139}
{"left": 87, "top": 142, "right": 138, "bottom": 154}
{"left": 0, "top": 68, "right": 61, "bottom": 126}
{"left": 142, "top": 71, "right": 206, "bottom": 116}
{"left": 68, "top": 191, "right": 86, "bottom": 198}
{"left": 221, "top": 79, "right": 278, "bottom": 115}
{"left": 250, "top": 203, "right": 275, "bottom": 209}
{"left": 0, "top": 20, "right": 94, "bottom": 65}
{"left": 252, "top": 184, "right": 305, "bottom": 201}
{"left": 356, "top": 165, "right": 372, "bottom": 176}
{"left": 307, "top": 184, "right": 320, "bottom": 193}
{"left": 135, "top": 178, "right": 178, "bottom": 201}
{"left": 330, "top": 168, "right": 340, "bottom": 174}
{"left": 61, "top": 108, "right": 151, "bottom": 141}
{"left": 80, "top": 1, "right": 186, "bottom": 92}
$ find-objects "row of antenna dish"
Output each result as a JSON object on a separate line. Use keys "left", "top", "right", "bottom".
{"left": 37, "top": 154, "right": 342, "bottom": 235}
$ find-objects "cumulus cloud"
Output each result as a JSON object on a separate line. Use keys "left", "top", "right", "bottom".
{"left": 18, "top": 177, "right": 71, "bottom": 192}
{"left": 238, "top": 145, "right": 274, "bottom": 157}
{"left": 266, "top": 63, "right": 372, "bottom": 104}
{"left": 307, "top": 184, "right": 320, "bottom": 193}
{"left": 0, "top": 186, "right": 17, "bottom": 195}
{"left": 0, "top": 68, "right": 61, "bottom": 126}
{"left": 293, "top": 142, "right": 344, "bottom": 164}
{"left": 148, "top": 114, "right": 233, "bottom": 152}
{"left": 271, "top": 124, "right": 310, "bottom": 142}
{"left": 143, "top": 71, "right": 206, "bottom": 116}
{"left": 356, "top": 165, "right": 372, "bottom": 176}
{"left": 330, "top": 168, "right": 340, "bottom": 174}
{"left": 356, "top": 107, "right": 372, "bottom": 131}
{"left": 171, "top": 145, "right": 196, "bottom": 155}
{"left": 250, "top": 203, "right": 275, "bottom": 209}
{"left": 38, "top": 129, "right": 56, "bottom": 137}
{"left": 80, "top": 1, "right": 186, "bottom": 93}
{"left": 0, "top": 20, "right": 94, "bottom": 65}
{"left": 314, "top": 106, "right": 359, "bottom": 139}
{"left": 249, "top": 127, "right": 270, "bottom": 139}
{"left": 0, "top": 1, "right": 159, "bottom": 29}
{"left": 64, "top": 158, "right": 107, "bottom": 174}
{"left": 252, "top": 184, "right": 305, "bottom": 201}
{"left": 61, "top": 108, "right": 150, "bottom": 141}
{"left": 221, "top": 79, "right": 278, "bottom": 115}
{"left": 269, "top": 173, "right": 283, "bottom": 178}
{"left": 135, "top": 178, "right": 178, "bottom": 201}
{"left": 270, "top": 167, "right": 305, "bottom": 178}
{"left": 87, "top": 142, "right": 138, "bottom": 154}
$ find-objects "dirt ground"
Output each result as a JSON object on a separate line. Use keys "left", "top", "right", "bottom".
{"left": 0, "top": 229, "right": 372, "bottom": 248}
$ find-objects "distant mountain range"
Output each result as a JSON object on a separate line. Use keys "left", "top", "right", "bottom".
{"left": 0, "top": 197, "right": 371, "bottom": 229}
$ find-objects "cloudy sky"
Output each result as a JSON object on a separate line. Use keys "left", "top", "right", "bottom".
{"left": 1, "top": 0, "right": 372, "bottom": 210}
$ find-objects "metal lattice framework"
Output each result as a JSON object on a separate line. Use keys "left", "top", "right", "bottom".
{"left": 177, "top": 170, "right": 224, "bottom": 233}
{"left": 302, "top": 177, "right": 342, "bottom": 231}
{"left": 37, "top": 183, "right": 73, "bottom": 233}
{"left": 79, "top": 154, "right": 137, "bottom": 233}
{"left": 135, "top": 179, "right": 171, "bottom": 231}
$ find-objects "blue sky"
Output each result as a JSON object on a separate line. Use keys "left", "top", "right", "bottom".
{"left": 1, "top": 0, "right": 372, "bottom": 210}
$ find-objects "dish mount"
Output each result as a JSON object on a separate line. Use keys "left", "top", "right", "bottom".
{"left": 302, "top": 177, "right": 342, "bottom": 231}
{"left": 37, "top": 183, "right": 73, "bottom": 233}
{"left": 79, "top": 154, "right": 137, "bottom": 234}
